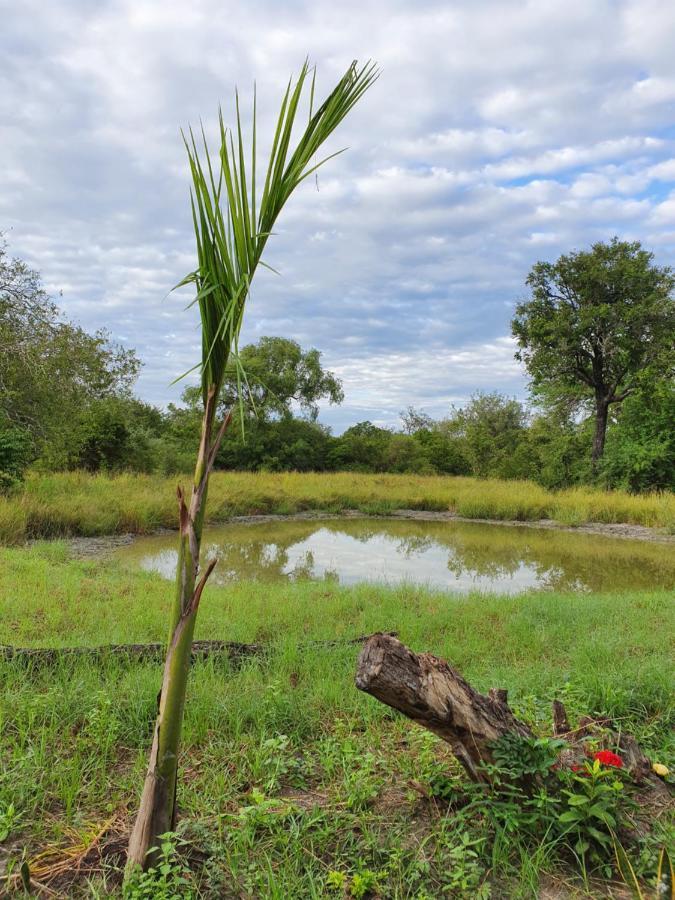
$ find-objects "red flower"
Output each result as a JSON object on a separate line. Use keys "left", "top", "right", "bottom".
{"left": 594, "top": 750, "right": 623, "bottom": 769}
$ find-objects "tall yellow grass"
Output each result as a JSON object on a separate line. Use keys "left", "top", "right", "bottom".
{"left": 0, "top": 470, "right": 673, "bottom": 544}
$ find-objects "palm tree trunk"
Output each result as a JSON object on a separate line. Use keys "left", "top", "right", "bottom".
{"left": 126, "top": 386, "right": 228, "bottom": 874}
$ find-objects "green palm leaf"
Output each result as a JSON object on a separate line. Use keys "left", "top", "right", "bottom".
{"left": 179, "top": 59, "right": 379, "bottom": 406}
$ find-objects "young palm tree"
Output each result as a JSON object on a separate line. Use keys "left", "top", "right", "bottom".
{"left": 126, "top": 60, "right": 377, "bottom": 873}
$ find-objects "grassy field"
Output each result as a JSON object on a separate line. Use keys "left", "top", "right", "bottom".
{"left": 0, "top": 543, "right": 673, "bottom": 896}
{"left": 1, "top": 470, "right": 674, "bottom": 544}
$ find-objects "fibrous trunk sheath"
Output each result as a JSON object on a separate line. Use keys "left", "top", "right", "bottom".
{"left": 126, "top": 388, "right": 228, "bottom": 874}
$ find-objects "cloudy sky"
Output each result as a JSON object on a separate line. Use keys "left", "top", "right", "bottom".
{"left": 3, "top": 0, "right": 675, "bottom": 431}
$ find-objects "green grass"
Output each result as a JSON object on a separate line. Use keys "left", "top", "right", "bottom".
{"left": 0, "top": 543, "right": 673, "bottom": 896}
{"left": 1, "top": 470, "right": 674, "bottom": 545}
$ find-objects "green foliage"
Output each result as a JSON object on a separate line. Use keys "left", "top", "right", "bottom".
{"left": 0, "top": 800, "right": 21, "bottom": 842}
{"left": 430, "top": 745, "right": 640, "bottom": 886}
{"left": 0, "top": 236, "right": 140, "bottom": 470}
{"left": 602, "top": 379, "right": 675, "bottom": 492}
{"left": 435, "top": 829, "right": 491, "bottom": 898}
{"left": 326, "top": 866, "right": 385, "bottom": 898}
{"left": 557, "top": 760, "right": 627, "bottom": 875}
{"left": 123, "top": 833, "right": 194, "bottom": 898}
{"left": 75, "top": 402, "right": 131, "bottom": 472}
{"left": 0, "top": 422, "right": 32, "bottom": 492}
{"left": 173, "top": 336, "right": 344, "bottom": 471}
{"left": 218, "top": 336, "right": 344, "bottom": 422}
{"left": 179, "top": 60, "right": 377, "bottom": 404}
{"left": 524, "top": 410, "right": 592, "bottom": 489}
{"left": 489, "top": 733, "right": 566, "bottom": 780}
{"left": 441, "top": 392, "right": 530, "bottom": 479}
{"left": 512, "top": 237, "right": 675, "bottom": 466}
{"left": 349, "top": 867, "right": 382, "bottom": 898}
{"left": 412, "top": 426, "right": 471, "bottom": 475}
{"left": 327, "top": 421, "right": 393, "bottom": 471}
{"left": 325, "top": 420, "right": 439, "bottom": 474}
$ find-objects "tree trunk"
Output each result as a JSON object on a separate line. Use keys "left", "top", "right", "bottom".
{"left": 126, "top": 388, "right": 229, "bottom": 875}
{"left": 355, "top": 633, "right": 532, "bottom": 782}
{"left": 592, "top": 394, "right": 609, "bottom": 469}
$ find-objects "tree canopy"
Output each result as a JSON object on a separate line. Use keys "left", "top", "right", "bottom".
{"left": 0, "top": 235, "right": 140, "bottom": 471}
{"left": 198, "top": 336, "right": 343, "bottom": 421}
{"left": 512, "top": 238, "right": 675, "bottom": 466}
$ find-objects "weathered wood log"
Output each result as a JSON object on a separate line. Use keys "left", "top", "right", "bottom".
{"left": 1, "top": 632, "right": 397, "bottom": 666}
{"left": 356, "top": 636, "right": 672, "bottom": 804}
{"left": 355, "top": 632, "right": 532, "bottom": 782}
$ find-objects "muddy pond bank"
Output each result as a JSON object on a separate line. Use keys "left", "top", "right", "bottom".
{"left": 64, "top": 508, "right": 674, "bottom": 562}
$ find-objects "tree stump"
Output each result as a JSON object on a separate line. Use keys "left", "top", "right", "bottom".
{"left": 355, "top": 632, "right": 532, "bottom": 782}
{"left": 355, "top": 633, "right": 671, "bottom": 801}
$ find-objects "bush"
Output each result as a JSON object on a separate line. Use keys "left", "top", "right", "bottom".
{"left": 602, "top": 382, "right": 675, "bottom": 492}
{"left": 0, "top": 424, "right": 32, "bottom": 492}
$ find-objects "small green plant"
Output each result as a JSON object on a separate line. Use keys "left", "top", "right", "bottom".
{"left": 0, "top": 801, "right": 21, "bottom": 842}
{"left": 123, "top": 832, "right": 194, "bottom": 898}
{"left": 225, "top": 789, "right": 299, "bottom": 854}
{"left": 325, "top": 865, "right": 383, "bottom": 898}
{"left": 326, "top": 869, "right": 348, "bottom": 891}
{"left": 490, "top": 732, "right": 567, "bottom": 780}
{"left": 350, "top": 867, "right": 380, "bottom": 898}
{"left": 235, "top": 789, "right": 296, "bottom": 828}
{"left": 557, "top": 759, "right": 627, "bottom": 876}
{"left": 437, "top": 829, "right": 491, "bottom": 898}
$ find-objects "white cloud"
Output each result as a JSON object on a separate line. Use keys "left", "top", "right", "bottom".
{"left": 2, "top": 0, "right": 675, "bottom": 430}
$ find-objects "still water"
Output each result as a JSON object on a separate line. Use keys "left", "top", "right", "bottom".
{"left": 113, "top": 518, "right": 675, "bottom": 594}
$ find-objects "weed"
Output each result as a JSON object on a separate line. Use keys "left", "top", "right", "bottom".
{"left": 0, "top": 801, "right": 21, "bottom": 842}
{"left": 557, "top": 759, "right": 628, "bottom": 877}
{"left": 123, "top": 833, "right": 194, "bottom": 899}
{"left": 489, "top": 733, "right": 567, "bottom": 780}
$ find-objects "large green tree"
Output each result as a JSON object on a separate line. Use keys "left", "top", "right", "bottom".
{"left": 441, "top": 392, "right": 530, "bottom": 479}
{"left": 222, "top": 335, "right": 343, "bottom": 420}
{"left": 512, "top": 238, "right": 675, "bottom": 469}
{"left": 0, "top": 236, "right": 140, "bottom": 470}
{"left": 182, "top": 335, "right": 343, "bottom": 422}
{"left": 168, "top": 336, "right": 342, "bottom": 472}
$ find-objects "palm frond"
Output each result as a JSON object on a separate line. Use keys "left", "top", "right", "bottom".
{"left": 177, "top": 59, "right": 378, "bottom": 405}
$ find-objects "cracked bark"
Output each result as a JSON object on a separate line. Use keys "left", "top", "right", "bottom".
{"left": 355, "top": 633, "right": 532, "bottom": 782}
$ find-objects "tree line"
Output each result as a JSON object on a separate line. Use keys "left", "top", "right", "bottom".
{"left": 1, "top": 234, "right": 673, "bottom": 493}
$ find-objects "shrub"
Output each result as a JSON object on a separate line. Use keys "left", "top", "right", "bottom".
{"left": 0, "top": 424, "right": 32, "bottom": 492}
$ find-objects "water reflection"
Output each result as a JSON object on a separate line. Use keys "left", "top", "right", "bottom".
{"left": 114, "top": 518, "right": 675, "bottom": 595}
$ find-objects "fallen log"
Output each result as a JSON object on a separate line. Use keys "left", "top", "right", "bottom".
{"left": 355, "top": 632, "right": 532, "bottom": 782}
{"left": 1, "top": 631, "right": 397, "bottom": 666}
{"left": 356, "top": 634, "right": 671, "bottom": 802}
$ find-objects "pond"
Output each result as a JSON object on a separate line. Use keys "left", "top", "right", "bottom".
{"left": 112, "top": 517, "right": 675, "bottom": 594}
